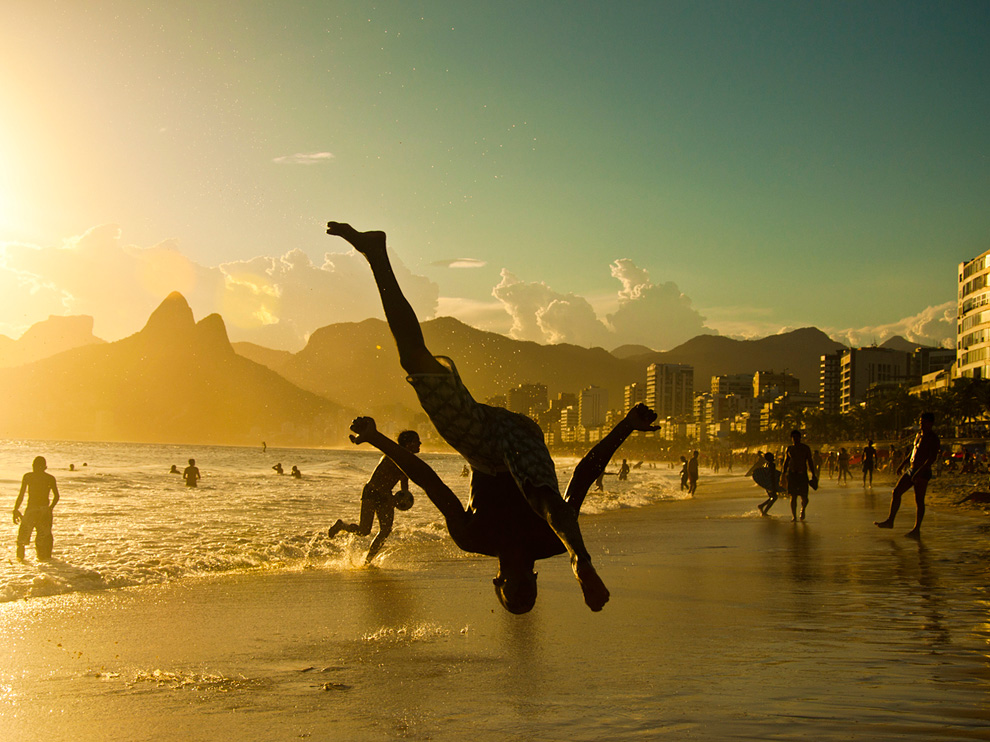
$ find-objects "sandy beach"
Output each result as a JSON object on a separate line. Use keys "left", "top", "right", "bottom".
{"left": 2, "top": 470, "right": 988, "bottom": 741}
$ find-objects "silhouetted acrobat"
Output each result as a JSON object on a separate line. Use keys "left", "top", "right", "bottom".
{"left": 875, "top": 412, "right": 940, "bottom": 538}
{"left": 327, "top": 429, "right": 421, "bottom": 562}
{"left": 327, "top": 218, "right": 657, "bottom": 613}
{"left": 13, "top": 456, "right": 59, "bottom": 561}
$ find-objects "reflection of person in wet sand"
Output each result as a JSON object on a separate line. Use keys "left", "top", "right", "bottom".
{"left": 13, "top": 456, "right": 60, "bottom": 561}
{"left": 327, "top": 429, "right": 421, "bottom": 563}
{"left": 875, "top": 412, "right": 940, "bottom": 538}
{"left": 327, "top": 221, "right": 637, "bottom": 612}
{"left": 183, "top": 459, "right": 201, "bottom": 488}
{"left": 348, "top": 406, "right": 658, "bottom": 613}
{"left": 781, "top": 430, "right": 817, "bottom": 521}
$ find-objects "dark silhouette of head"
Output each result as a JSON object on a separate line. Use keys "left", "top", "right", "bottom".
{"left": 791, "top": 429, "right": 802, "bottom": 443}
{"left": 188, "top": 458, "right": 195, "bottom": 466}
{"left": 33, "top": 456, "right": 47, "bottom": 472}
{"left": 764, "top": 452, "right": 774, "bottom": 463}
{"left": 397, "top": 430, "right": 421, "bottom": 452}
{"left": 493, "top": 570, "right": 538, "bottom": 614}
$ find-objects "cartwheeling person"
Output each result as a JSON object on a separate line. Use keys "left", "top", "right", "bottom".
{"left": 12, "top": 456, "right": 60, "bottom": 561}
{"left": 328, "top": 429, "right": 421, "bottom": 562}
{"left": 347, "top": 405, "right": 658, "bottom": 613}
{"left": 327, "top": 221, "right": 637, "bottom": 612}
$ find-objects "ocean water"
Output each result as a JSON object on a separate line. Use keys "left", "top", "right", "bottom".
{"left": 0, "top": 440, "right": 688, "bottom": 602}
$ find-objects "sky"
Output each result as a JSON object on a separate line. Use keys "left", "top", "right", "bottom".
{"left": 0, "top": 1, "right": 986, "bottom": 352}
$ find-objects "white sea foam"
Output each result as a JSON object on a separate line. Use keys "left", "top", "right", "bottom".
{"left": 0, "top": 440, "right": 686, "bottom": 601}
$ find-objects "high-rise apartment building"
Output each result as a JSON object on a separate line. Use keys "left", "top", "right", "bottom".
{"left": 958, "top": 250, "right": 990, "bottom": 379}
{"left": 646, "top": 363, "right": 694, "bottom": 420}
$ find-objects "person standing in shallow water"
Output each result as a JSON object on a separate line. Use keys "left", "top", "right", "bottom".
{"left": 875, "top": 412, "right": 940, "bottom": 538}
{"left": 327, "top": 429, "right": 421, "bottom": 563}
{"left": 183, "top": 459, "right": 200, "bottom": 488}
{"left": 781, "top": 430, "right": 817, "bottom": 522}
{"left": 13, "top": 456, "right": 60, "bottom": 561}
{"left": 326, "top": 220, "right": 618, "bottom": 613}
{"left": 687, "top": 451, "right": 699, "bottom": 495}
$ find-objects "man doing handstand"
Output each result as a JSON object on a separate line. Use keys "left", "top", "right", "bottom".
{"left": 347, "top": 406, "right": 658, "bottom": 613}
{"left": 327, "top": 221, "right": 649, "bottom": 612}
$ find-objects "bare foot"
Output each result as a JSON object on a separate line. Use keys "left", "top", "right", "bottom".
{"left": 874, "top": 519, "right": 894, "bottom": 529}
{"left": 326, "top": 222, "right": 387, "bottom": 255}
{"left": 905, "top": 528, "right": 921, "bottom": 539}
{"left": 574, "top": 560, "right": 610, "bottom": 612}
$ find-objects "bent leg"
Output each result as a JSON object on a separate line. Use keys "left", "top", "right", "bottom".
{"left": 327, "top": 222, "right": 445, "bottom": 376}
{"left": 876, "top": 474, "right": 912, "bottom": 528}
{"left": 366, "top": 505, "right": 395, "bottom": 562}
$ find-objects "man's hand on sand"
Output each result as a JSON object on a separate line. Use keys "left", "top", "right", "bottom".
{"left": 326, "top": 222, "right": 387, "bottom": 255}
{"left": 349, "top": 416, "right": 379, "bottom": 445}
{"left": 627, "top": 403, "right": 660, "bottom": 432}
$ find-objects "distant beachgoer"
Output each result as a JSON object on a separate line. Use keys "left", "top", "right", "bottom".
{"left": 272, "top": 462, "right": 284, "bottom": 475}
{"left": 347, "top": 406, "right": 658, "bottom": 612}
{"left": 327, "top": 429, "right": 421, "bottom": 563}
{"left": 262, "top": 441, "right": 267, "bottom": 453}
{"left": 875, "top": 412, "right": 940, "bottom": 538}
{"left": 69, "top": 463, "right": 75, "bottom": 472}
{"left": 862, "top": 440, "right": 877, "bottom": 487}
{"left": 618, "top": 459, "right": 630, "bottom": 481}
{"left": 836, "top": 448, "right": 851, "bottom": 484}
{"left": 12, "top": 456, "right": 59, "bottom": 561}
{"left": 812, "top": 449, "right": 823, "bottom": 478}
{"left": 169, "top": 464, "right": 181, "bottom": 475}
{"left": 327, "top": 220, "right": 620, "bottom": 612}
{"left": 291, "top": 465, "right": 302, "bottom": 478}
{"left": 756, "top": 452, "right": 779, "bottom": 516}
{"left": 183, "top": 459, "right": 201, "bottom": 488}
{"left": 679, "top": 456, "right": 688, "bottom": 490}
{"left": 687, "top": 451, "right": 699, "bottom": 495}
{"left": 781, "top": 430, "right": 818, "bottom": 522}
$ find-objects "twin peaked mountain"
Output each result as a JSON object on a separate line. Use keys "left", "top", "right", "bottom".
{"left": 0, "top": 292, "right": 845, "bottom": 446}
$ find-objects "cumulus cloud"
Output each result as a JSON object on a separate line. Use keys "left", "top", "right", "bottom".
{"left": 272, "top": 152, "right": 334, "bottom": 165}
{"left": 0, "top": 226, "right": 437, "bottom": 350}
{"left": 827, "top": 302, "right": 955, "bottom": 349}
{"left": 488, "top": 260, "right": 714, "bottom": 350}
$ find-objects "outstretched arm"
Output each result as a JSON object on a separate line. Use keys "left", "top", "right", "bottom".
{"left": 563, "top": 404, "right": 659, "bottom": 508}
{"left": 349, "top": 417, "right": 467, "bottom": 526}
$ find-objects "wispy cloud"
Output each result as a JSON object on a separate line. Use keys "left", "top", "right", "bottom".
{"left": 271, "top": 152, "right": 335, "bottom": 165}
{"left": 431, "top": 258, "right": 488, "bottom": 269}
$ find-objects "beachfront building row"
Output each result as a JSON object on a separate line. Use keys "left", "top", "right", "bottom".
{"left": 959, "top": 250, "right": 990, "bottom": 380}
{"left": 819, "top": 346, "right": 956, "bottom": 414}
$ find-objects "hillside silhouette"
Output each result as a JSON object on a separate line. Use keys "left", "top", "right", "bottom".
{"left": 0, "top": 293, "right": 350, "bottom": 446}
{"left": 0, "top": 315, "right": 104, "bottom": 368}
{"left": 235, "top": 317, "right": 845, "bottom": 424}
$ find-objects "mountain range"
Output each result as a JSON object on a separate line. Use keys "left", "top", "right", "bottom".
{"left": 0, "top": 293, "right": 925, "bottom": 445}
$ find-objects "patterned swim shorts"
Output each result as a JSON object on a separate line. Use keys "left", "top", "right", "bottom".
{"left": 407, "top": 356, "right": 559, "bottom": 494}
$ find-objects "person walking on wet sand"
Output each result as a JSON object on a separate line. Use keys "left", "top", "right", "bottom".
{"left": 183, "top": 459, "right": 200, "bottom": 488}
{"left": 327, "top": 220, "right": 620, "bottom": 612}
{"left": 12, "top": 456, "right": 59, "bottom": 561}
{"left": 875, "top": 412, "right": 940, "bottom": 538}
{"left": 346, "top": 405, "right": 659, "bottom": 613}
{"left": 756, "top": 452, "right": 779, "bottom": 516}
{"left": 327, "top": 429, "right": 421, "bottom": 563}
{"left": 862, "top": 439, "right": 877, "bottom": 487}
{"left": 836, "top": 447, "right": 852, "bottom": 484}
{"left": 781, "top": 430, "right": 818, "bottom": 521}
{"left": 687, "top": 450, "right": 699, "bottom": 495}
